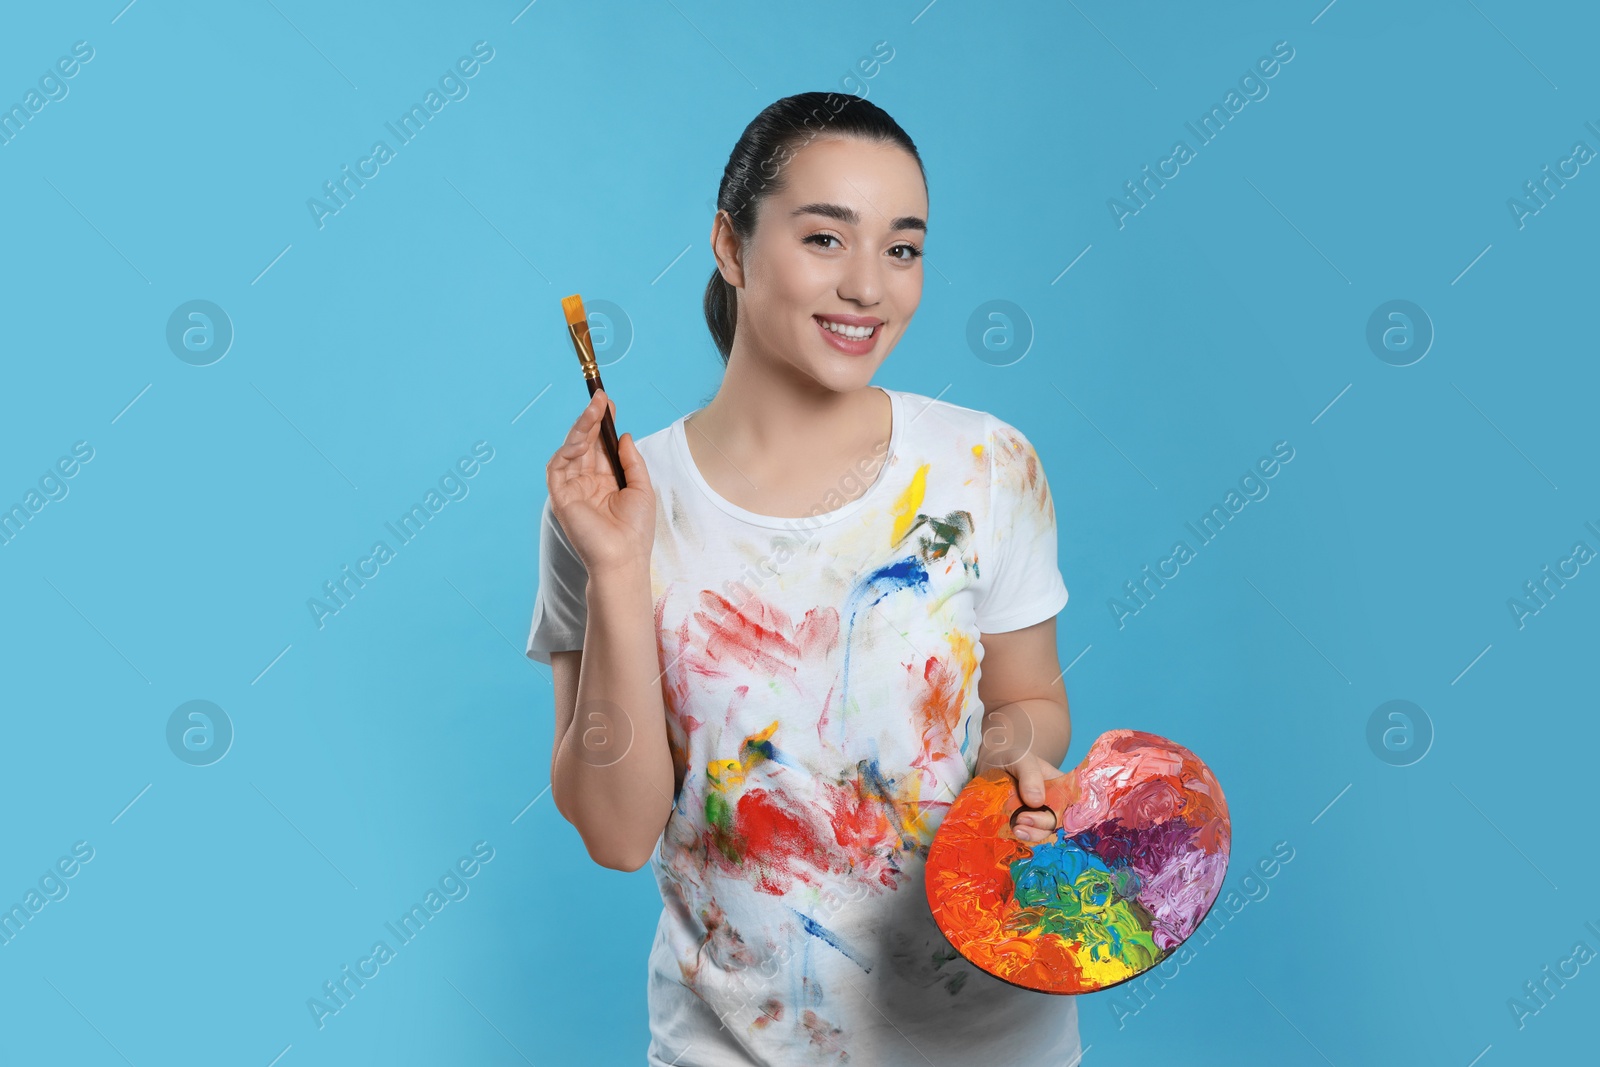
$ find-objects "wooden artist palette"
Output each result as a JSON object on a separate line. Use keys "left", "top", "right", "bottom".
{"left": 925, "top": 729, "right": 1230, "bottom": 995}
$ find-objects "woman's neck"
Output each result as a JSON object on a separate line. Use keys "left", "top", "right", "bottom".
{"left": 683, "top": 353, "right": 893, "bottom": 516}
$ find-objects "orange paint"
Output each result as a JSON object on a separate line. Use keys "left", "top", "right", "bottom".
{"left": 926, "top": 730, "right": 1231, "bottom": 994}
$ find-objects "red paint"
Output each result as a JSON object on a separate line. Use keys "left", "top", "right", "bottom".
{"left": 697, "top": 591, "right": 801, "bottom": 678}
{"left": 688, "top": 591, "right": 842, "bottom": 684}
{"left": 753, "top": 997, "right": 783, "bottom": 1028}
{"left": 820, "top": 776, "right": 900, "bottom": 889}
{"left": 734, "top": 788, "right": 833, "bottom": 895}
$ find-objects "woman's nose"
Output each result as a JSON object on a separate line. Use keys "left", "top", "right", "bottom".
{"left": 836, "top": 249, "right": 883, "bottom": 306}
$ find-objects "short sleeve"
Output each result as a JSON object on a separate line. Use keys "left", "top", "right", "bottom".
{"left": 526, "top": 495, "right": 589, "bottom": 665}
{"left": 972, "top": 413, "right": 1070, "bottom": 633}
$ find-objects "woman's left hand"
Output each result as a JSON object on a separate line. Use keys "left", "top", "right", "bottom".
{"left": 975, "top": 748, "right": 1068, "bottom": 845}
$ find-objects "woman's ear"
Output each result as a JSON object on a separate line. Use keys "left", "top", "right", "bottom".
{"left": 709, "top": 209, "right": 746, "bottom": 289}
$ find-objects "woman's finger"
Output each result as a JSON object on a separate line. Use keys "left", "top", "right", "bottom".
{"left": 1014, "top": 819, "right": 1049, "bottom": 843}
{"left": 570, "top": 389, "right": 604, "bottom": 435}
{"left": 548, "top": 398, "right": 608, "bottom": 503}
{"left": 553, "top": 394, "right": 602, "bottom": 462}
{"left": 1015, "top": 758, "right": 1045, "bottom": 809}
{"left": 617, "top": 431, "right": 651, "bottom": 495}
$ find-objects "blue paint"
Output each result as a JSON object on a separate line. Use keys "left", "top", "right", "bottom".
{"left": 1009, "top": 831, "right": 1114, "bottom": 910}
{"left": 742, "top": 731, "right": 798, "bottom": 772}
{"left": 838, "top": 555, "right": 930, "bottom": 740}
{"left": 790, "top": 907, "right": 872, "bottom": 972}
{"left": 855, "top": 757, "right": 918, "bottom": 850}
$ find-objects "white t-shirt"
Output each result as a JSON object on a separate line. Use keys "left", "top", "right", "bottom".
{"left": 527, "top": 387, "right": 1079, "bottom": 1066}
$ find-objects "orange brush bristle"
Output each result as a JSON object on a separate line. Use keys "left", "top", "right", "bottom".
{"left": 562, "top": 293, "right": 598, "bottom": 378}
{"left": 560, "top": 293, "right": 587, "bottom": 327}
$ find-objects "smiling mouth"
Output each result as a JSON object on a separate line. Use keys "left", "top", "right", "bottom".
{"left": 813, "top": 316, "right": 880, "bottom": 340}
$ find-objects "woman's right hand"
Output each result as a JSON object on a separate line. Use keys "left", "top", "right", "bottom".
{"left": 546, "top": 389, "right": 655, "bottom": 579}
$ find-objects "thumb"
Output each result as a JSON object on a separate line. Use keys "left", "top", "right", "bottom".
{"left": 1016, "top": 757, "right": 1045, "bottom": 809}
{"left": 618, "top": 432, "right": 651, "bottom": 493}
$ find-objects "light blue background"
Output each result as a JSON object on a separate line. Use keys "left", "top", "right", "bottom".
{"left": 2, "top": 1, "right": 1594, "bottom": 1063}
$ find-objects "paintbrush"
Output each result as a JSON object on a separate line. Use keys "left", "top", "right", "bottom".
{"left": 561, "top": 293, "right": 627, "bottom": 489}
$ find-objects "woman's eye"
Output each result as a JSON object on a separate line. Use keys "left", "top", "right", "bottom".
{"left": 804, "top": 233, "right": 841, "bottom": 249}
{"left": 891, "top": 244, "right": 924, "bottom": 261}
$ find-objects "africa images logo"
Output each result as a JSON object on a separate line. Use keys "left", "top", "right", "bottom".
{"left": 1107, "top": 40, "right": 1296, "bottom": 229}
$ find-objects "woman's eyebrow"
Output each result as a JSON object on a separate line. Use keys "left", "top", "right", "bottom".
{"left": 791, "top": 201, "right": 926, "bottom": 233}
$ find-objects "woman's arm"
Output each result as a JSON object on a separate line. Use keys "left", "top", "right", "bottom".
{"left": 548, "top": 566, "right": 675, "bottom": 871}
{"left": 973, "top": 615, "right": 1072, "bottom": 843}
{"left": 543, "top": 391, "right": 675, "bottom": 872}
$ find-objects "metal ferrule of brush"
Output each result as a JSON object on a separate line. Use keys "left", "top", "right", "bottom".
{"left": 569, "top": 321, "right": 600, "bottom": 380}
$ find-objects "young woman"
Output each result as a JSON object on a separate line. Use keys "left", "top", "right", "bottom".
{"left": 528, "top": 92, "right": 1081, "bottom": 1065}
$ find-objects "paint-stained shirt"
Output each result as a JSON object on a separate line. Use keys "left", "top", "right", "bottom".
{"left": 527, "top": 388, "right": 1080, "bottom": 1066}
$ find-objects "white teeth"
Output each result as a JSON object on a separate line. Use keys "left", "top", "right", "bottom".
{"left": 818, "top": 318, "right": 875, "bottom": 340}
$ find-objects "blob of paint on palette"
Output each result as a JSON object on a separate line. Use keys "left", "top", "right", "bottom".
{"left": 924, "top": 729, "right": 1231, "bottom": 995}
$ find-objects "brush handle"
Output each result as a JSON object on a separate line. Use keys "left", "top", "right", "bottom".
{"left": 584, "top": 376, "right": 628, "bottom": 490}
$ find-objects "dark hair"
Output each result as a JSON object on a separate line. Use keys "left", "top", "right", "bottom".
{"left": 703, "top": 92, "right": 925, "bottom": 365}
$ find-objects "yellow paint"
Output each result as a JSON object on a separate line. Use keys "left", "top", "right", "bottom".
{"left": 706, "top": 720, "right": 782, "bottom": 791}
{"left": 890, "top": 463, "right": 930, "bottom": 545}
{"left": 707, "top": 759, "right": 743, "bottom": 789}
{"left": 897, "top": 772, "right": 932, "bottom": 841}
{"left": 1066, "top": 943, "right": 1140, "bottom": 986}
{"left": 950, "top": 628, "right": 978, "bottom": 680}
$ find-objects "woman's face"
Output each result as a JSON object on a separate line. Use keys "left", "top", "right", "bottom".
{"left": 718, "top": 134, "right": 927, "bottom": 390}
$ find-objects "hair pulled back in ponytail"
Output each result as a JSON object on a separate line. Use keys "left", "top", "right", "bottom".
{"left": 703, "top": 92, "right": 925, "bottom": 365}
